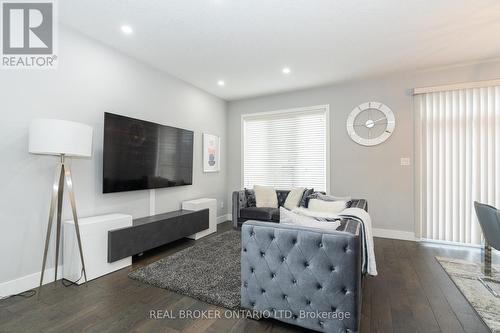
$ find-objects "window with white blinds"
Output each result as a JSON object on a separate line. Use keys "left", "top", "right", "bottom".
{"left": 415, "top": 86, "right": 500, "bottom": 245}
{"left": 242, "top": 106, "right": 329, "bottom": 191}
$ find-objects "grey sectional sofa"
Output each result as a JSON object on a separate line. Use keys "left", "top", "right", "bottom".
{"left": 232, "top": 189, "right": 367, "bottom": 229}
{"left": 236, "top": 189, "right": 367, "bottom": 332}
{"left": 232, "top": 189, "right": 291, "bottom": 228}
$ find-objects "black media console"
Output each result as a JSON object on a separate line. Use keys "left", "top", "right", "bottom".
{"left": 108, "top": 209, "right": 209, "bottom": 262}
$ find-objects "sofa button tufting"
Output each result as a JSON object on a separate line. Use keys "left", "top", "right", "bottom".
{"left": 243, "top": 248, "right": 247, "bottom": 252}
{"left": 319, "top": 242, "right": 323, "bottom": 248}
{"left": 319, "top": 321, "right": 324, "bottom": 326}
{"left": 332, "top": 306, "right": 337, "bottom": 311}
{"left": 283, "top": 294, "right": 287, "bottom": 299}
{"left": 306, "top": 300, "right": 311, "bottom": 305}
{"left": 272, "top": 273, "right": 276, "bottom": 279}
{"left": 292, "top": 279, "right": 297, "bottom": 284}
{"left": 304, "top": 262, "right": 309, "bottom": 267}
{"left": 292, "top": 239, "right": 297, "bottom": 244}
{"left": 317, "top": 284, "right": 322, "bottom": 290}
{"left": 331, "top": 266, "right": 335, "bottom": 272}
{"left": 261, "top": 252, "right": 265, "bottom": 257}
{"left": 250, "top": 268, "right": 254, "bottom": 273}
{"left": 292, "top": 315, "right": 297, "bottom": 319}
{"left": 281, "top": 256, "right": 286, "bottom": 262}
{"left": 243, "top": 282, "right": 248, "bottom": 287}
{"left": 261, "top": 289, "right": 265, "bottom": 294}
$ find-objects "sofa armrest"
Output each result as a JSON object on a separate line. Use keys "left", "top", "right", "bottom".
{"left": 350, "top": 199, "right": 368, "bottom": 212}
{"left": 232, "top": 190, "right": 247, "bottom": 228}
{"left": 241, "top": 220, "right": 361, "bottom": 333}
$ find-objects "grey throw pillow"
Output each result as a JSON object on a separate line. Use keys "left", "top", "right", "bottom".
{"left": 299, "top": 188, "right": 314, "bottom": 207}
{"left": 245, "top": 189, "right": 256, "bottom": 207}
{"left": 304, "top": 192, "right": 351, "bottom": 208}
{"left": 308, "top": 193, "right": 351, "bottom": 201}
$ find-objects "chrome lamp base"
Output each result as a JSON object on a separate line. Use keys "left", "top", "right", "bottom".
{"left": 479, "top": 242, "right": 499, "bottom": 298}
{"left": 38, "top": 155, "right": 87, "bottom": 297}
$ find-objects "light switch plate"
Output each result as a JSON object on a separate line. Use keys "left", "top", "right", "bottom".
{"left": 400, "top": 157, "right": 410, "bottom": 166}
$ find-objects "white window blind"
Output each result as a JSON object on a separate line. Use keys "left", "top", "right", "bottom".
{"left": 243, "top": 107, "right": 328, "bottom": 191}
{"left": 416, "top": 86, "right": 500, "bottom": 245}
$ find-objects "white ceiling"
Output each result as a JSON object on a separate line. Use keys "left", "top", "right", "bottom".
{"left": 59, "top": 0, "right": 500, "bottom": 100}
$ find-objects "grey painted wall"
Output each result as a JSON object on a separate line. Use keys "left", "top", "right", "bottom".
{"left": 0, "top": 27, "right": 227, "bottom": 284}
{"left": 227, "top": 60, "right": 500, "bottom": 234}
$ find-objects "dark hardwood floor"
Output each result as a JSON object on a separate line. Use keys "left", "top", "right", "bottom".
{"left": 0, "top": 221, "right": 493, "bottom": 333}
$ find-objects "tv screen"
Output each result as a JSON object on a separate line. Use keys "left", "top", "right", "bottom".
{"left": 103, "top": 112, "right": 194, "bottom": 193}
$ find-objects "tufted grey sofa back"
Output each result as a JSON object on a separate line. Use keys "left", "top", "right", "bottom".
{"left": 233, "top": 189, "right": 368, "bottom": 229}
{"left": 241, "top": 221, "right": 362, "bottom": 333}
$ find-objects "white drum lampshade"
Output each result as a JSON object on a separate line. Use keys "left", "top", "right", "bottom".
{"left": 29, "top": 119, "right": 93, "bottom": 157}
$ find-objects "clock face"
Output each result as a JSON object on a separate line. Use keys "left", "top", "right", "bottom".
{"left": 346, "top": 102, "right": 395, "bottom": 146}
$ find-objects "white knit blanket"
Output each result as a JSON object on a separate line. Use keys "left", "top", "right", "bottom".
{"left": 339, "top": 207, "right": 378, "bottom": 276}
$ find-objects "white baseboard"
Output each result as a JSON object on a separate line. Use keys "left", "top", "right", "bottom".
{"left": 3, "top": 215, "right": 232, "bottom": 297}
{"left": 217, "top": 214, "right": 232, "bottom": 224}
{"left": 420, "top": 238, "right": 482, "bottom": 249}
{"left": 0, "top": 265, "right": 63, "bottom": 298}
{"left": 372, "top": 228, "right": 416, "bottom": 241}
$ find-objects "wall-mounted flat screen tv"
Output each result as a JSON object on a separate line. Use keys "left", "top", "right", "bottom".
{"left": 103, "top": 112, "right": 194, "bottom": 193}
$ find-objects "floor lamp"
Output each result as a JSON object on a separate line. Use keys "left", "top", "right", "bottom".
{"left": 29, "top": 119, "right": 93, "bottom": 297}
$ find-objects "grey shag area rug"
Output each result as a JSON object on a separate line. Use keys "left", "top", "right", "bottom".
{"left": 129, "top": 230, "right": 241, "bottom": 309}
{"left": 436, "top": 256, "right": 500, "bottom": 333}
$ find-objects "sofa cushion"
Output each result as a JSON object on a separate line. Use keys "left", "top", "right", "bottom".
{"left": 244, "top": 188, "right": 256, "bottom": 207}
{"left": 307, "top": 192, "right": 352, "bottom": 203}
{"left": 303, "top": 190, "right": 327, "bottom": 207}
{"left": 276, "top": 190, "right": 289, "bottom": 207}
{"left": 254, "top": 185, "right": 278, "bottom": 208}
{"left": 283, "top": 187, "right": 305, "bottom": 210}
{"left": 280, "top": 207, "right": 340, "bottom": 230}
{"left": 299, "top": 188, "right": 314, "bottom": 207}
{"left": 308, "top": 199, "right": 349, "bottom": 214}
{"left": 292, "top": 206, "right": 344, "bottom": 219}
{"left": 240, "top": 207, "right": 279, "bottom": 221}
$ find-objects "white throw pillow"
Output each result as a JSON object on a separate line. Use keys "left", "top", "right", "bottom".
{"left": 292, "top": 206, "right": 343, "bottom": 219}
{"left": 308, "top": 199, "right": 348, "bottom": 214}
{"left": 283, "top": 187, "right": 305, "bottom": 210}
{"left": 329, "top": 195, "right": 352, "bottom": 201}
{"left": 254, "top": 185, "right": 278, "bottom": 208}
{"left": 280, "top": 207, "right": 340, "bottom": 230}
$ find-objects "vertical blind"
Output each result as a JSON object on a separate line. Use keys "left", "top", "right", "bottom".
{"left": 416, "top": 86, "right": 500, "bottom": 245}
{"left": 243, "top": 107, "right": 327, "bottom": 191}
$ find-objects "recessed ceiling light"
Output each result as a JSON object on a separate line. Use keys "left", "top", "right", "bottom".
{"left": 217, "top": 80, "right": 225, "bottom": 86}
{"left": 282, "top": 67, "right": 291, "bottom": 74}
{"left": 121, "top": 25, "right": 133, "bottom": 35}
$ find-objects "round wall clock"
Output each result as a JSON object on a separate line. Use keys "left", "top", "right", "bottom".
{"left": 346, "top": 102, "right": 395, "bottom": 146}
